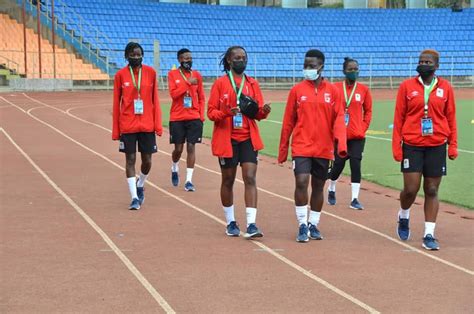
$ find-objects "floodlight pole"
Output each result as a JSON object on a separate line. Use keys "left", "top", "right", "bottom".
{"left": 37, "top": 0, "right": 42, "bottom": 78}
{"left": 22, "top": 0, "right": 28, "bottom": 77}
{"left": 52, "top": 0, "right": 56, "bottom": 78}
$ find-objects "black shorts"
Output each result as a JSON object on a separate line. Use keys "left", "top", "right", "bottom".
{"left": 293, "top": 157, "right": 331, "bottom": 180}
{"left": 119, "top": 132, "right": 157, "bottom": 154}
{"left": 335, "top": 139, "right": 366, "bottom": 161}
{"left": 401, "top": 143, "right": 447, "bottom": 177}
{"left": 169, "top": 119, "right": 203, "bottom": 144}
{"left": 218, "top": 139, "right": 258, "bottom": 168}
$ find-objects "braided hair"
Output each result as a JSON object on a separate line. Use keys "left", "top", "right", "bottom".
{"left": 219, "top": 46, "right": 247, "bottom": 72}
{"left": 124, "top": 42, "right": 144, "bottom": 58}
{"left": 343, "top": 57, "right": 358, "bottom": 71}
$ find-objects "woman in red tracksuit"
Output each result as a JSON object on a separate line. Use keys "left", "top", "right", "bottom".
{"left": 392, "top": 49, "right": 457, "bottom": 251}
{"left": 207, "top": 46, "right": 271, "bottom": 239}
{"left": 328, "top": 57, "right": 372, "bottom": 210}
{"left": 112, "top": 42, "right": 162, "bottom": 210}
{"left": 278, "top": 49, "right": 347, "bottom": 243}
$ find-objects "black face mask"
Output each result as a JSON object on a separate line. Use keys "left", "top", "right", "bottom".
{"left": 181, "top": 61, "right": 192, "bottom": 71}
{"left": 231, "top": 61, "right": 246, "bottom": 75}
{"left": 128, "top": 57, "right": 142, "bottom": 68}
{"left": 416, "top": 64, "right": 436, "bottom": 79}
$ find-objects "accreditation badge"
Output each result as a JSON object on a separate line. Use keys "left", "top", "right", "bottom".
{"left": 134, "top": 98, "right": 144, "bottom": 115}
{"left": 183, "top": 96, "right": 193, "bottom": 108}
{"left": 344, "top": 113, "right": 350, "bottom": 126}
{"left": 421, "top": 117, "right": 433, "bottom": 136}
{"left": 233, "top": 112, "right": 243, "bottom": 129}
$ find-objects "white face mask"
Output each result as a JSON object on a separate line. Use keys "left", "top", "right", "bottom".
{"left": 303, "top": 69, "right": 320, "bottom": 81}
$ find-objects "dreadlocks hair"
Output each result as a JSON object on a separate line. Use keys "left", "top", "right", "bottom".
{"left": 219, "top": 46, "right": 247, "bottom": 72}
{"left": 420, "top": 49, "right": 440, "bottom": 64}
{"left": 124, "top": 42, "right": 144, "bottom": 58}
{"left": 343, "top": 57, "right": 359, "bottom": 71}
{"left": 305, "top": 49, "right": 325, "bottom": 64}
{"left": 177, "top": 48, "right": 191, "bottom": 59}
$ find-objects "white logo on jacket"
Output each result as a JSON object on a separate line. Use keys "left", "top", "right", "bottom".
{"left": 223, "top": 94, "right": 229, "bottom": 99}
{"left": 300, "top": 96, "right": 307, "bottom": 101}
{"left": 124, "top": 82, "right": 130, "bottom": 87}
{"left": 175, "top": 80, "right": 181, "bottom": 84}
{"left": 355, "top": 93, "right": 361, "bottom": 101}
{"left": 324, "top": 93, "right": 331, "bottom": 103}
{"left": 409, "top": 91, "right": 419, "bottom": 98}
{"left": 436, "top": 88, "right": 444, "bottom": 97}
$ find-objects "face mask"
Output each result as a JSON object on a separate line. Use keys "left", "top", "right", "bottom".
{"left": 231, "top": 61, "right": 246, "bottom": 75}
{"left": 303, "top": 69, "right": 320, "bottom": 81}
{"left": 416, "top": 64, "right": 435, "bottom": 79}
{"left": 128, "top": 57, "right": 142, "bottom": 68}
{"left": 181, "top": 61, "right": 192, "bottom": 71}
{"left": 345, "top": 71, "right": 359, "bottom": 81}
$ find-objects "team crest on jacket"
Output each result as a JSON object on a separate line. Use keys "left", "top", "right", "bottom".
{"left": 175, "top": 79, "right": 181, "bottom": 84}
{"left": 355, "top": 93, "right": 361, "bottom": 101}
{"left": 324, "top": 93, "right": 331, "bottom": 103}
{"left": 124, "top": 82, "right": 130, "bottom": 87}
{"left": 436, "top": 88, "right": 444, "bottom": 97}
{"left": 300, "top": 96, "right": 307, "bottom": 101}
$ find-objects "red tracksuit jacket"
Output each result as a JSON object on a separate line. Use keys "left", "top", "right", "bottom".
{"left": 112, "top": 65, "right": 162, "bottom": 140}
{"left": 278, "top": 79, "right": 347, "bottom": 163}
{"left": 334, "top": 81, "right": 372, "bottom": 140}
{"left": 207, "top": 74, "right": 269, "bottom": 158}
{"left": 392, "top": 76, "right": 458, "bottom": 161}
{"left": 168, "top": 68, "right": 205, "bottom": 122}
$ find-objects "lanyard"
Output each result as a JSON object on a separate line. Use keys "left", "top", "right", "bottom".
{"left": 343, "top": 81, "right": 357, "bottom": 110}
{"left": 419, "top": 76, "right": 437, "bottom": 117}
{"left": 129, "top": 66, "right": 142, "bottom": 98}
{"left": 228, "top": 71, "right": 245, "bottom": 105}
{"left": 179, "top": 68, "right": 192, "bottom": 83}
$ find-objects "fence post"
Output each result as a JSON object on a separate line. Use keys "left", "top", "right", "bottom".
{"left": 369, "top": 54, "right": 372, "bottom": 89}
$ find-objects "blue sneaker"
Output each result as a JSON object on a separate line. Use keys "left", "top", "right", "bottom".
{"left": 137, "top": 186, "right": 145, "bottom": 205}
{"left": 397, "top": 217, "right": 410, "bottom": 241}
{"left": 171, "top": 171, "right": 179, "bottom": 187}
{"left": 308, "top": 223, "right": 323, "bottom": 240}
{"left": 422, "top": 234, "right": 440, "bottom": 250}
{"left": 244, "top": 223, "right": 263, "bottom": 239}
{"left": 327, "top": 191, "right": 336, "bottom": 205}
{"left": 350, "top": 198, "right": 364, "bottom": 210}
{"left": 226, "top": 221, "right": 240, "bottom": 237}
{"left": 296, "top": 224, "right": 309, "bottom": 243}
{"left": 129, "top": 198, "right": 140, "bottom": 210}
{"left": 184, "top": 181, "right": 195, "bottom": 192}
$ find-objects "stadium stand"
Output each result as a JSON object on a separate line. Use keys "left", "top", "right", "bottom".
{"left": 0, "top": 13, "right": 109, "bottom": 80}
{"left": 10, "top": 0, "right": 474, "bottom": 79}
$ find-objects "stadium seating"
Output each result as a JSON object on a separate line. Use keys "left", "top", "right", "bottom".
{"left": 17, "top": 1, "right": 474, "bottom": 78}
{"left": 0, "top": 13, "right": 109, "bottom": 80}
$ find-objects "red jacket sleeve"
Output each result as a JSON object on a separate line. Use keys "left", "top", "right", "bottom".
{"left": 278, "top": 88, "right": 297, "bottom": 163}
{"left": 392, "top": 82, "right": 406, "bottom": 162}
{"left": 252, "top": 80, "right": 269, "bottom": 121}
{"left": 152, "top": 73, "right": 162, "bottom": 136}
{"left": 112, "top": 72, "right": 122, "bottom": 140}
{"left": 207, "top": 80, "right": 232, "bottom": 122}
{"left": 445, "top": 85, "right": 458, "bottom": 159}
{"left": 168, "top": 71, "right": 191, "bottom": 100}
{"left": 197, "top": 72, "right": 206, "bottom": 121}
{"left": 362, "top": 88, "right": 373, "bottom": 132}
{"left": 333, "top": 87, "right": 347, "bottom": 158}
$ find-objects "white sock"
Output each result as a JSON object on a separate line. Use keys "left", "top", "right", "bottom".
{"left": 223, "top": 205, "right": 235, "bottom": 224}
{"left": 295, "top": 205, "right": 308, "bottom": 226}
{"left": 246, "top": 207, "right": 257, "bottom": 226}
{"left": 127, "top": 177, "right": 138, "bottom": 200}
{"left": 186, "top": 168, "right": 194, "bottom": 183}
{"left": 424, "top": 222, "right": 436, "bottom": 237}
{"left": 328, "top": 180, "right": 337, "bottom": 192}
{"left": 399, "top": 208, "right": 410, "bottom": 219}
{"left": 171, "top": 162, "right": 179, "bottom": 172}
{"left": 308, "top": 210, "right": 321, "bottom": 226}
{"left": 137, "top": 172, "right": 148, "bottom": 188}
{"left": 351, "top": 183, "right": 360, "bottom": 200}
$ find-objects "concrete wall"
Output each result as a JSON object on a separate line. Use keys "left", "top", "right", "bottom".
{"left": 406, "top": 0, "right": 426, "bottom": 8}
{"left": 10, "top": 78, "right": 73, "bottom": 91}
{"left": 282, "top": 0, "right": 307, "bottom": 8}
{"left": 220, "top": 0, "right": 247, "bottom": 5}
{"left": 344, "top": 0, "right": 367, "bottom": 8}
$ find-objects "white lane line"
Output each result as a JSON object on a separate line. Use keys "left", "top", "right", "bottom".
{"left": 3, "top": 96, "right": 380, "bottom": 313}
{"left": 0, "top": 126, "right": 175, "bottom": 314}
{"left": 262, "top": 119, "right": 474, "bottom": 154}
{"left": 62, "top": 101, "right": 474, "bottom": 277}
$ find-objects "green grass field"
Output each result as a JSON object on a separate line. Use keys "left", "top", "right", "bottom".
{"left": 161, "top": 99, "right": 474, "bottom": 209}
